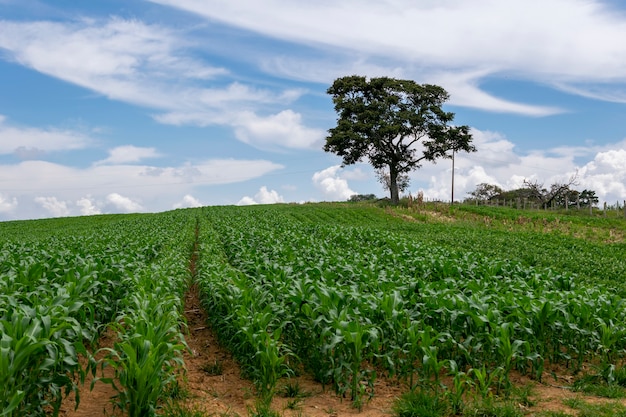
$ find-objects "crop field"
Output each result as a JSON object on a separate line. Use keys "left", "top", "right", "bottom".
{"left": 1, "top": 203, "right": 625, "bottom": 416}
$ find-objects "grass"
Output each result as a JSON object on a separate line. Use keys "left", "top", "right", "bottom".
{"left": 563, "top": 397, "right": 626, "bottom": 417}
{"left": 391, "top": 388, "right": 533, "bottom": 417}
{"left": 461, "top": 400, "right": 524, "bottom": 417}
{"left": 572, "top": 376, "right": 626, "bottom": 399}
{"left": 280, "top": 380, "right": 308, "bottom": 399}
{"left": 392, "top": 389, "right": 449, "bottom": 417}
{"left": 200, "top": 359, "right": 224, "bottom": 376}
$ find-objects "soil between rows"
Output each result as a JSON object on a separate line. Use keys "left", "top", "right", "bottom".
{"left": 59, "top": 284, "right": 626, "bottom": 416}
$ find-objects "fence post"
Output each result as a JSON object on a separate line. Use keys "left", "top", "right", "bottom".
{"left": 604, "top": 201, "right": 607, "bottom": 217}
{"left": 565, "top": 195, "right": 569, "bottom": 211}
{"left": 576, "top": 195, "right": 580, "bottom": 210}
{"left": 623, "top": 200, "right": 626, "bottom": 219}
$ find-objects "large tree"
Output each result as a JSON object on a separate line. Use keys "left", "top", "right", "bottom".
{"left": 324, "top": 75, "right": 475, "bottom": 204}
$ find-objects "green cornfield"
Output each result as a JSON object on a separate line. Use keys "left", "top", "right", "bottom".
{"left": 1, "top": 202, "right": 625, "bottom": 415}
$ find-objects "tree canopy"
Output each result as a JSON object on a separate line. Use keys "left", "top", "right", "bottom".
{"left": 324, "top": 75, "right": 475, "bottom": 204}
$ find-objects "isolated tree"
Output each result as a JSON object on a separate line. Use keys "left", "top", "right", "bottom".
{"left": 468, "top": 183, "right": 504, "bottom": 201}
{"left": 324, "top": 75, "right": 476, "bottom": 204}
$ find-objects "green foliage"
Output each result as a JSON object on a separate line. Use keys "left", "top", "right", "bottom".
{"left": 563, "top": 397, "right": 626, "bottom": 417}
{"left": 325, "top": 75, "right": 474, "bottom": 204}
{"left": 99, "top": 292, "right": 188, "bottom": 417}
{"left": 194, "top": 204, "right": 626, "bottom": 410}
{"left": 1, "top": 202, "right": 624, "bottom": 413}
{"left": 392, "top": 388, "right": 448, "bottom": 417}
{"left": 348, "top": 193, "right": 377, "bottom": 202}
{"left": 0, "top": 211, "right": 194, "bottom": 416}
{"left": 462, "top": 400, "right": 524, "bottom": 417}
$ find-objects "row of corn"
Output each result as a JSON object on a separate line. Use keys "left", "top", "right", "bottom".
{"left": 0, "top": 212, "right": 194, "bottom": 416}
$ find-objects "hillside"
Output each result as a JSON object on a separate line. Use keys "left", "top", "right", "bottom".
{"left": 1, "top": 203, "right": 625, "bottom": 417}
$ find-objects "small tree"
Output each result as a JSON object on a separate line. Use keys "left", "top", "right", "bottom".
{"left": 579, "top": 189, "right": 599, "bottom": 208}
{"left": 348, "top": 194, "right": 377, "bottom": 202}
{"left": 324, "top": 75, "right": 476, "bottom": 205}
{"left": 523, "top": 173, "right": 579, "bottom": 209}
{"left": 467, "top": 183, "right": 504, "bottom": 202}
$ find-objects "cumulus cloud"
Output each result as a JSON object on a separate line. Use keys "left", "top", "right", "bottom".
{"left": 76, "top": 196, "right": 102, "bottom": 215}
{"left": 233, "top": 110, "right": 325, "bottom": 150}
{"left": 173, "top": 194, "right": 203, "bottom": 209}
{"left": 96, "top": 145, "right": 162, "bottom": 165}
{"left": 577, "top": 149, "right": 626, "bottom": 201}
{"left": 415, "top": 129, "right": 626, "bottom": 206}
{"left": 312, "top": 165, "right": 357, "bottom": 201}
{"left": 0, "top": 194, "right": 18, "bottom": 213}
{"left": 237, "top": 186, "right": 284, "bottom": 205}
{"left": 34, "top": 196, "right": 70, "bottom": 217}
{"left": 106, "top": 193, "right": 144, "bottom": 213}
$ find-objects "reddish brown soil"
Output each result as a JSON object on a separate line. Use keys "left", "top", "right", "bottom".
{"left": 59, "top": 285, "right": 626, "bottom": 416}
{"left": 60, "top": 328, "right": 120, "bottom": 416}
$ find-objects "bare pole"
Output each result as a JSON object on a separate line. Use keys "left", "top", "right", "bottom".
{"left": 451, "top": 148, "right": 455, "bottom": 205}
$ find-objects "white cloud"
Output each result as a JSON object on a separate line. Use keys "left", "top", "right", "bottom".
{"left": 0, "top": 194, "right": 18, "bottom": 213}
{"left": 233, "top": 110, "right": 325, "bottom": 150}
{"left": 106, "top": 193, "right": 144, "bottom": 213}
{"left": 96, "top": 145, "right": 162, "bottom": 165}
{"left": 173, "top": 194, "right": 203, "bottom": 209}
{"left": 415, "top": 129, "right": 626, "bottom": 205}
{"left": 237, "top": 186, "right": 284, "bottom": 205}
{"left": 0, "top": 158, "right": 283, "bottom": 220}
{"left": 0, "top": 18, "right": 319, "bottom": 150}
{"left": 0, "top": 18, "right": 227, "bottom": 109}
{"left": 312, "top": 165, "right": 357, "bottom": 201}
{"left": 149, "top": 0, "right": 626, "bottom": 112}
{"left": 237, "top": 196, "right": 257, "bottom": 206}
{"left": 577, "top": 149, "right": 626, "bottom": 201}
{"left": 0, "top": 115, "right": 91, "bottom": 157}
{"left": 76, "top": 196, "right": 102, "bottom": 215}
{"left": 34, "top": 196, "right": 70, "bottom": 217}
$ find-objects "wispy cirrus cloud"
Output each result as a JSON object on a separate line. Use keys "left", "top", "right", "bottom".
{"left": 149, "top": 0, "right": 626, "bottom": 113}
{"left": 0, "top": 17, "right": 227, "bottom": 108}
{"left": 96, "top": 145, "right": 162, "bottom": 165}
{"left": 0, "top": 115, "right": 92, "bottom": 158}
{"left": 0, "top": 17, "right": 319, "bottom": 150}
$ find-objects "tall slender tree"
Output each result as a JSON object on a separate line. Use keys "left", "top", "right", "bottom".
{"left": 324, "top": 75, "right": 475, "bottom": 204}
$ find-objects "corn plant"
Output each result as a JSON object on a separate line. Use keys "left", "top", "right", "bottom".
{"left": 197, "top": 204, "right": 626, "bottom": 406}
{"left": 96, "top": 267, "right": 190, "bottom": 417}
{"left": 0, "top": 303, "right": 87, "bottom": 417}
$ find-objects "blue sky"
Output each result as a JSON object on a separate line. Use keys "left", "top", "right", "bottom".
{"left": 1, "top": 0, "right": 625, "bottom": 220}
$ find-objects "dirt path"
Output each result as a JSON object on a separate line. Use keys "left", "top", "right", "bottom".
{"left": 60, "top": 329, "right": 120, "bottom": 416}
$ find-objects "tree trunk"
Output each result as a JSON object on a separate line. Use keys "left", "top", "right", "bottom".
{"left": 389, "top": 165, "right": 400, "bottom": 205}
